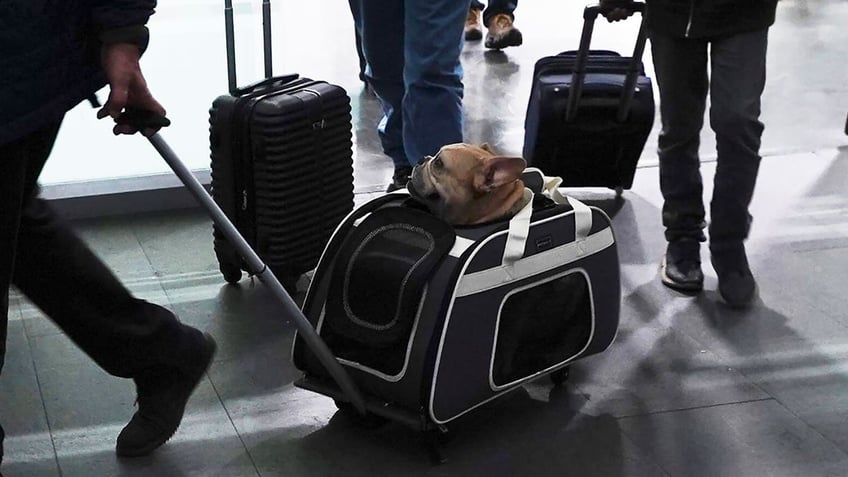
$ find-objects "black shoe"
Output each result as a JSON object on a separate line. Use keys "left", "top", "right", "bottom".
{"left": 484, "top": 14, "right": 523, "bottom": 50}
{"left": 661, "top": 238, "right": 704, "bottom": 291}
{"left": 386, "top": 165, "right": 412, "bottom": 193}
{"left": 711, "top": 245, "right": 757, "bottom": 308}
{"left": 116, "top": 332, "right": 217, "bottom": 457}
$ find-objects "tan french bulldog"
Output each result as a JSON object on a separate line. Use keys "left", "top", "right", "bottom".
{"left": 408, "top": 143, "right": 529, "bottom": 225}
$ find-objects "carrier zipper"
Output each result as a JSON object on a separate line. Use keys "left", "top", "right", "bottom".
{"left": 685, "top": 0, "right": 695, "bottom": 37}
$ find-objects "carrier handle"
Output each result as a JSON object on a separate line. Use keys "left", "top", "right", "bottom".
{"left": 502, "top": 175, "right": 593, "bottom": 267}
{"left": 564, "top": 1, "right": 648, "bottom": 123}
{"left": 225, "top": 0, "right": 274, "bottom": 95}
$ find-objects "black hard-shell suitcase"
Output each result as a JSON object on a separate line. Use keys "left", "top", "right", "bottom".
{"left": 292, "top": 170, "right": 620, "bottom": 455}
{"left": 210, "top": 0, "right": 354, "bottom": 288}
{"left": 523, "top": 2, "right": 654, "bottom": 191}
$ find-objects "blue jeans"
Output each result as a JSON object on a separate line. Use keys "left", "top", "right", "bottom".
{"left": 650, "top": 28, "right": 768, "bottom": 250}
{"left": 470, "top": 0, "right": 518, "bottom": 26}
{"left": 352, "top": 0, "right": 467, "bottom": 168}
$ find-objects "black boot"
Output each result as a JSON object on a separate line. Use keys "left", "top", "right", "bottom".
{"left": 661, "top": 238, "right": 704, "bottom": 291}
{"left": 116, "top": 332, "right": 217, "bottom": 457}
{"left": 386, "top": 165, "right": 412, "bottom": 193}
{"left": 711, "top": 244, "right": 757, "bottom": 308}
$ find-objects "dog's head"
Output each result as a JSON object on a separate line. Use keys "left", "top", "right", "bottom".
{"left": 408, "top": 143, "right": 527, "bottom": 225}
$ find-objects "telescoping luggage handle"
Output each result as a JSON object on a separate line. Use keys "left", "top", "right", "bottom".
{"left": 565, "top": 1, "right": 648, "bottom": 123}
{"left": 116, "top": 109, "right": 367, "bottom": 415}
{"left": 224, "top": 0, "right": 278, "bottom": 95}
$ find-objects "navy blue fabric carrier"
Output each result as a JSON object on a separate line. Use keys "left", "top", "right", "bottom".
{"left": 292, "top": 170, "right": 621, "bottom": 430}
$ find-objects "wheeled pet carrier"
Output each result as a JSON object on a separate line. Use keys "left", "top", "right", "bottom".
{"left": 292, "top": 171, "right": 620, "bottom": 437}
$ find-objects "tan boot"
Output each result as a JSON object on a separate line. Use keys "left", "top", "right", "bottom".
{"left": 485, "top": 13, "right": 523, "bottom": 50}
{"left": 465, "top": 8, "right": 483, "bottom": 41}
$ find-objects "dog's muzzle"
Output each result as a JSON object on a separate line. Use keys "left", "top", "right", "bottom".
{"left": 408, "top": 164, "right": 440, "bottom": 203}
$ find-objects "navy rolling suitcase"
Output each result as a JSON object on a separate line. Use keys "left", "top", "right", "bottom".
{"left": 523, "top": 2, "right": 654, "bottom": 192}
{"left": 210, "top": 0, "right": 354, "bottom": 289}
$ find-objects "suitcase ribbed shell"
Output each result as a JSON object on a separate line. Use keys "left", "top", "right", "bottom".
{"left": 209, "top": 77, "right": 354, "bottom": 285}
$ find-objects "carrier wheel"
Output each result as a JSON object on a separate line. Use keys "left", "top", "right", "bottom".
{"left": 423, "top": 428, "right": 450, "bottom": 465}
{"left": 550, "top": 367, "right": 570, "bottom": 387}
{"left": 219, "top": 262, "right": 242, "bottom": 284}
{"left": 334, "top": 400, "right": 388, "bottom": 429}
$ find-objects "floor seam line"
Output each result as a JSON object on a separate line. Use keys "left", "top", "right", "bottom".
{"left": 25, "top": 332, "right": 65, "bottom": 477}
{"left": 615, "top": 397, "right": 775, "bottom": 420}
{"left": 206, "top": 374, "right": 262, "bottom": 476}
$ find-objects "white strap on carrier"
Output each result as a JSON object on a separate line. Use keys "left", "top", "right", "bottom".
{"left": 501, "top": 171, "right": 593, "bottom": 267}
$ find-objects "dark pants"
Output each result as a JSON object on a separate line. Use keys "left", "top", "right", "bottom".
{"left": 0, "top": 120, "right": 202, "bottom": 464}
{"left": 650, "top": 28, "right": 768, "bottom": 250}
{"left": 470, "top": 0, "right": 518, "bottom": 26}
{"left": 348, "top": 0, "right": 367, "bottom": 82}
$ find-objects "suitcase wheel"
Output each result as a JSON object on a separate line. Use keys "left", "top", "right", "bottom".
{"left": 334, "top": 400, "right": 389, "bottom": 429}
{"left": 550, "top": 367, "right": 570, "bottom": 387}
{"left": 219, "top": 262, "right": 243, "bottom": 285}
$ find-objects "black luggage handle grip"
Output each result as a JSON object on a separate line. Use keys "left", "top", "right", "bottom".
{"left": 116, "top": 108, "right": 171, "bottom": 131}
{"left": 225, "top": 0, "right": 274, "bottom": 95}
{"left": 565, "top": 1, "right": 648, "bottom": 124}
{"left": 232, "top": 73, "right": 300, "bottom": 97}
{"left": 584, "top": 1, "right": 645, "bottom": 20}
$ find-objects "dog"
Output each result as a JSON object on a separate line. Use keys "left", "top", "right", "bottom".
{"left": 409, "top": 143, "right": 590, "bottom": 382}
{"left": 407, "top": 143, "right": 529, "bottom": 225}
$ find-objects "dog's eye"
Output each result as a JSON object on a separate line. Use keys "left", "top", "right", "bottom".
{"left": 427, "top": 191, "right": 440, "bottom": 201}
{"left": 433, "top": 157, "right": 444, "bottom": 169}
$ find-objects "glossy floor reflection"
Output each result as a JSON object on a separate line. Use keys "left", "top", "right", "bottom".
{"left": 4, "top": 0, "right": 848, "bottom": 476}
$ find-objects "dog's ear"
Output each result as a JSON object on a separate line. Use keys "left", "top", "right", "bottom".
{"left": 478, "top": 156, "right": 527, "bottom": 192}
{"left": 479, "top": 143, "right": 496, "bottom": 154}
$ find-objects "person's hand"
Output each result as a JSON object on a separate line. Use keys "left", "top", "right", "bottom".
{"left": 599, "top": 0, "right": 635, "bottom": 22}
{"left": 97, "top": 43, "right": 166, "bottom": 136}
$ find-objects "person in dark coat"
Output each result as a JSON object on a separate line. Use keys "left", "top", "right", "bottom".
{"left": 601, "top": 0, "right": 779, "bottom": 307}
{"left": 0, "top": 0, "right": 216, "bottom": 465}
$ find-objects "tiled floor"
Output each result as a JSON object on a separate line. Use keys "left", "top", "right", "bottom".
{"left": 4, "top": 1, "right": 848, "bottom": 476}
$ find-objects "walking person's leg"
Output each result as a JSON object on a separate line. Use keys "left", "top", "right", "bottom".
{"left": 0, "top": 122, "right": 55, "bottom": 468}
{"left": 353, "top": 0, "right": 410, "bottom": 191}
{"left": 3, "top": 120, "right": 215, "bottom": 458}
{"left": 707, "top": 28, "right": 769, "bottom": 307}
{"left": 348, "top": 0, "right": 368, "bottom": 84}
{"left": 403, "top": 0, "right": 467, "bottom": 163}
{"left": 650, "top": 30, "right": 710, "bottom": 291}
